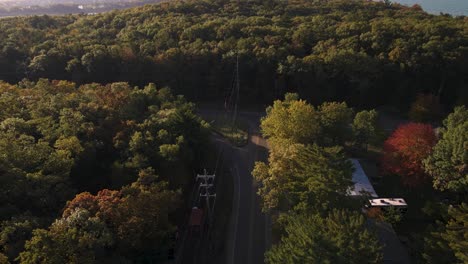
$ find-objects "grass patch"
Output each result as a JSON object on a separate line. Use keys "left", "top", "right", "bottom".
{"left": 211, "top": 115, "right": 249, "bottom": 147}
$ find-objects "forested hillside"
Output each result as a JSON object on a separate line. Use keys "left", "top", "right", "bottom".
{"left": 0, "top": 79, "right": 209, "bottom": 262}
{"left": 0, "top": 0, "right": 466, "bottom": 108}
{"left": 0, "top": 0, "right": 466, "bottom": 262}
{"left": 254, "top": 94, "right": 467, "bottom": 263}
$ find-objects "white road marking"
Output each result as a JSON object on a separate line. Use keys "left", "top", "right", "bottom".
{"left": 229, "top": 165, "right": 241, "bottom": 264}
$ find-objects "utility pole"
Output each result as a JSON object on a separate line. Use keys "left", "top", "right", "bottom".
{"left": 196, "top": 169, "right": 216, "bottom": 220}
{"left": 232, "top": 53, "right": 240, "bottom": 127}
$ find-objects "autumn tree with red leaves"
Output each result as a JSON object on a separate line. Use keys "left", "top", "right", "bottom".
{"left": 381, "top": 123, "right": 437, "bottom": 187}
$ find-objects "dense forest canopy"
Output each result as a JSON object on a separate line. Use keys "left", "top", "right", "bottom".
{"left": 0, "top": 0, "right": 466, "bottom": 108}
{"left": 255, "top": 93, "right": 467, "bottom": 263}
{"left": 0, "top": 0, "right": 467, "bottom": 262}
{"left": 0, "top": 79, "right": 209, "bottom": 262}
{"left": 253, "top": 94, "right": 384, "bottom": 263}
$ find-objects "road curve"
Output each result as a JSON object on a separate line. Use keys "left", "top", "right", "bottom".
{"left": 200, "top": 109, "right": 271, "bottom": 264}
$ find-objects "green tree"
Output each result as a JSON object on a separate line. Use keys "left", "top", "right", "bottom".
{"left": 116, "top": 168, "right": 180, "bottom": 256}
{"left": 422, "top": 226, "right": 456, "bottom": 264}
{"left": 318, "top": 102, "right": 354, "bottom": 146}
{"left": 352, "top": 109, "right": 379, "bottom": 150}
{"left": 442, "top": 203, "right": 468, "bottom": 263}
{"left": 0, "top": 216, "right": 40, "bottom": 263}
{"left": 253, "top": 141, "right": 353, "bottom": 213}
{"left": 423, "top": 203, "right": 467, "bottom": 264}
{"left": 18, "top": 208, "right": 114, "bottom": 264}
{"left": 265, "top": 210, "right": 382, "bottom": 264}
{"left": 0, "top": 131, "right": 75, "bottom": 214}
{"left": 424, "top": 106, "right": 468, "bottom": 193}
{"left": 260, "top": 93, "right": 321, "bottom": 145}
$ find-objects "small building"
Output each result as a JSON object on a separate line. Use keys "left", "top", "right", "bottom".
{"left": 348, "top": 159, "right": 378, "bottom": 198}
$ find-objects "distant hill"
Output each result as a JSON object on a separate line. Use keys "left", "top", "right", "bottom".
{"left": 0, "top": 0, "right": 163, "bottom": 17}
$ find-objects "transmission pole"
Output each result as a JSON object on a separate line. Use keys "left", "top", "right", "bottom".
{"left": 232, "top": 53, "right": 240, "bottom": 126}
{"left": 196, "top": 169, "right": 216, "bottom": 220}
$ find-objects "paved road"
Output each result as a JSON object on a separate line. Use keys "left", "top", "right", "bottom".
{"left": 200, "top": 110, "right": 271, "bottom": 264}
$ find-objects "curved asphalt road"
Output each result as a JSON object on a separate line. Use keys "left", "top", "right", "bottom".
{"left": 200, "top": 109, "right": 271, "bottom": 264}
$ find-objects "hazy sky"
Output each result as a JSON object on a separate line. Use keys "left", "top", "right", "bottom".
{"left": 0, "top": 0, "right": 466, "bottom": 16}
{"left": 394, "top": 0, "right": 468, "bottom": 15}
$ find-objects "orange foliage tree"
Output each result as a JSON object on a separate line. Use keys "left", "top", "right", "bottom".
{"left": 381, "top": 123, "right": 437, "bottom": 187}
{"left": 56, "top": 170, "right": 180, "bottom": 259}
{"left": 63, "top": 189, "right": 122, "bottom": 223}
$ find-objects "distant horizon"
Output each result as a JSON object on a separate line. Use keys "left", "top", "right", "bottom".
{"left": 0, "top": 0, "right": 136, "bottom": 7}
{"left": 0, "top": 0, "right": 159, "bottom": 18}
{"left": 0, "top": 0, "right": 466, "bottom": 16}
{"left": 384, "top": 0, "right": 467, "bottom": 16}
